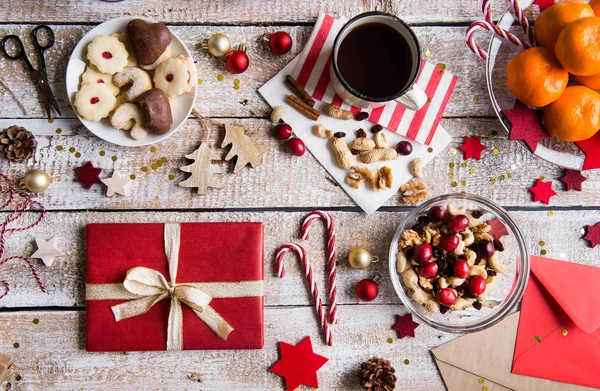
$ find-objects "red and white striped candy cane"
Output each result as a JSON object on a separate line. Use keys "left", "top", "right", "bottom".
{"left": 276, "top": 243, "right": 333, "bottom": 346}
{"left": 300, "top": 211, "right": 337, "bottom": 325}
{"left": 0, "top": 280, "right": 9, "bottom": 300}
{"left": 466, "top": 0, "right": 532, "bottom": 60}
{"left": 508, "top": 0, "right": 536, "bottom": 46}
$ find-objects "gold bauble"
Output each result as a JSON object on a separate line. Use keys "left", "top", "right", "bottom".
{"left": 203, "top": 33, "right": 231, "bottom": 58}
{"left": 348, "top": 247, "right": 378, "bottom": 270}
{"left": 20, "top": 169, "right": 51, "bottom": 193}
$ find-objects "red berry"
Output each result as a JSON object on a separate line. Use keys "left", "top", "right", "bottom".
{"left": 355, "top": 278, "right": 379, "bottom": 302}
{"left": 414, "top": 243, "right": 433, "bottom": 264}
{"left": 436, "top": 288, "right": 457, "bottom": 306}
{"left": 448, "top": 214, "right": 469, "bottom": 232}
{"left": 396, "top": 141, "right": 413, "bottom": 156}
{"left": 469, "top": 276, "right": 487, "bottom": 295}
{"left": 440, "top": 234, "right": 459, "bottom": 252}
{"left": 90, "top": 97, "right": 99, "bottom": 104}
{"left": 102, "top": 51, "right": 113, "bottom": 59}
{"left": 420, "top": 262, "right": 438, "bottom": 278}
{"left": 427, "top": 205, "right": 446, "bottom": 222}
{"left": 166, "top": 74, "right": 174, "bottom": 82}
{"left": 288, "top": 138, "right": 305, "bottom": 156}
{"left": 96, "top": 79, "right": 104, "bottom": 84}
{"left": 477, "top": 240, "right": 496, "bottom": 259}
{"left": 275, "top": 123, "right": 293, "bottom": 139}
{"left": 453, "top": 259, "right": 470, "bottom": 279}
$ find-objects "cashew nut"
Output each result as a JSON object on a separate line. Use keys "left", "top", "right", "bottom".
{"left": 454, "top": 240, "right": 465, "bottom": 256}
{"left": 462, "top": 230, "right": 475, "bottom": 246}
{"left": 373, "top": 131, "right": 387, "bottom": 149}
{"left": 110, "top": 103, "right": 149, "bottom": 140}
{"left": 488, "top": 251, "right": 506, "bottom": 273}
{"left": 396, "top": 251, "right": 408, "bottom": 273}
{"left": 448, "top": 277, "right": 466, "bottom": 287}
{"left": 450, "top": 297, "right": 474, "bottom": 311}
{"left": 438, "top": 277, "right": 449, "bottom": 289}
{"left": 464, "top": 248, "right": 477, "bottom": 266}
{"left": 474, "top": 232, "right": 494, "bottom": 242}
{"left": 409, "top": 158, "right": 424, "bottom": 178}
{"left": 446, "top": 203, "right": 466, "bottom": 216}
{"left": 477, "top": 282, "right": 496, "bottom": 301}
{"left": 350, "top": 137, "right": 376, "bottom": 151}
{"left": 270, "top": 106, "right": 286, "bottom": 122}
{"left": 313, "top": 124, "right": 334, "bottom": 138}
{"left": 485, "top": 275, "right": 496, "bottom": 284}
{"left": 401, "top": 268, "right": 440, "bottom": 313}
{"left": 469, "top": 265, "right": 488, "bottom": 279}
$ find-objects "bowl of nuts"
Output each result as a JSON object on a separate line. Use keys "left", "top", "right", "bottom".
{"left": 389, "top": 193, "right": 529, "bottom": 333}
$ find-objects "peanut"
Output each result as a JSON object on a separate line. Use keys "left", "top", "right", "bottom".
{"left": 331, "top": 137, "right": 353, "bottom": 170}
{"left": 313, "top": 124, "right": 334, "bottom": 138}
{"left": 358, "top": 148, "right": 398, "bottom": 164}
{"left": 350, "top": 137, "right": 375, "bottom": 151}
{"left": 401, "top": 268, "right": 440, "bottom": 313}
{"left": 322, "top": 104, "right": 353, "bottom": 120}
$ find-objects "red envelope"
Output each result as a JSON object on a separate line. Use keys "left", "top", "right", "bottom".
{"left": 512, "top": 256, "right": 600, "bottom": 388}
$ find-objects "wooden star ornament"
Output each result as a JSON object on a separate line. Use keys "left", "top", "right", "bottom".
{"left": 392, "top": 314, "right": 419, "bottom": 339}
{"left": 560, "top": 169, "right": 587, "bottom": 191}
{"left": 529, "top": 178, "right": 556, "bottom": 205}
{"left": 269, "top": 337, "right": 328, "bottom": 391}
{"left": 222, "top": 124, "right": 270, "bottom": 173}
{"left": 584, "top": 223, "right": 600, "bottom": 248}
{"left": 459, "top": 136, "right": 486, "bottom": 160}
{"left": 101, "top": 171, "right": 132, "bottom": 196}
{"left": 31, "top": 237, "right": 65, "bottom": 266}
{"left": 502, "top": 100, "right": 550, "bottom": 153}
{"left": 75, "top": 161, "right": 102, "bottom": 189}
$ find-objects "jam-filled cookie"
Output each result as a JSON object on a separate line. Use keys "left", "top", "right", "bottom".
{"left": 86, "top": 35, "right": 129, "bottom": 75}
{"left": 74, "top": 83, "right": 117, "bottom": 121}
{"left": 81, "top": 66, "right": 120, "bottom": 96}
{"left": 113, "top": 67, "right": 152, "bottom": 101}
{"left": 153, "top": 56, "right": 196, "bottom": 97}
{"left": 111, "top": 33, "right": 137, "bottom": 67}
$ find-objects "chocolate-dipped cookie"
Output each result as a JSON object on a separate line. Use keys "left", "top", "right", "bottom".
{"left": 135, "top": 88, "right": 173, "bottom": 135}
{"left": 126, "top": 19, "right": 172, "bottom": 66}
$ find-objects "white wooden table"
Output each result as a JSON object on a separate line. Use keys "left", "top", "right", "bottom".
{"left": 0, "top": 2, "right": 598, "bottom": 390}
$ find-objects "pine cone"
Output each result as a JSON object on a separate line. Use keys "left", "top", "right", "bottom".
{"left": 0, "top": 126, "right": 37, "bottom": 162}
{"left": 359, "top": 357, "right": 397, "bottom": 391}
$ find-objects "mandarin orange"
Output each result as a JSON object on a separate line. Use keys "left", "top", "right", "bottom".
{"left": 543, "top": 85, "right": 600, "bottom": 141}
{"left": 534, "top": 0, "right": 594, "bottom": 51}
{"left": 555, "top": 16, "right": 600, "bottom": 76}
{"left": 574, "top": 72, "right": 600, "bottom": 90}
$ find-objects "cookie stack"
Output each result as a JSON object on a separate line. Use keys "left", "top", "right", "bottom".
{"left": 73, "top": 19, "right": 196, "bottom": 140}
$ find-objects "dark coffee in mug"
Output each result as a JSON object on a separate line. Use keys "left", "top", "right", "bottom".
{"left": 336, "top": 22, "right": 414, "bottom": 99}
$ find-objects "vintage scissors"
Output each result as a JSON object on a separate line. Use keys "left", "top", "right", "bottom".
{"left": 1, "top": 25, "right": 61, "bottom": 119}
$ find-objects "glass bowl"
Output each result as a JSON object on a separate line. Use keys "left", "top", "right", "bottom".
{"left": 388, "top": 193, "right": 529, "bottom": 333}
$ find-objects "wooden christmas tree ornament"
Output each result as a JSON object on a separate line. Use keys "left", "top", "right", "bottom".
{"left": 221, "top": 124, "right": 270, "bottom": 173}
{"left": 0, "top": 354, "right": 12, "bottom": 383}
{"left": 179, "top": 143, "right": 223, "bottom": 194}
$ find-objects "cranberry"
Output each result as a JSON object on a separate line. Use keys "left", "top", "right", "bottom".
{"left": 477, "top": 240, "right": 496, "bottom": 259}
{"left": 427, "top": 205, "right": 446, "bottom": 223}
{"left": 420, "top": 262, "right": 438, "bottom": 278}
{"left": 166, "top": 74, "right": 174, "bottom": 82}
{"left": 396, "top": 141, "right": 413, "bottom": 156}
{"left": 90, "top": 97, "right": 99, "bottom": 104}
{"left": 448, "top": 214, "right": 469, "bottom": 232}
{"left": 414, "top": 243, "right": 433, "bottom": 264}
{"left": 440, "top": 234, "right": 459, "bottom": 252}
{"left": 102, "top": 51, "right": 113, "bottom": 59}
{"left": 453, "top": 259, "right": 470, "bottom": 279}
{"left": 275, "top": 123, "right": 293, "bottom": 139}
{"left": 288, "top": 138, "right": 305, "bottom": 157}
{"left": 436, "top": 288, "right": 457, "bottom": 306}
{"left": 469, "top": 276, "right": 487, "bottom": 295}
{"left": 97, "top": 79, "right": 105, "bottom": 84}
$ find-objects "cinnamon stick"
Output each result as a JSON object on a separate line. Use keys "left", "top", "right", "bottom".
{"left": 285, "top": 75, "right": 315, "bottom": 107}
{"left": 286, "top": 95, "right": 320, "bottom": 121}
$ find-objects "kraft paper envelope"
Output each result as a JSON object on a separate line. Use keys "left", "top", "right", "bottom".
{"left": 431, "top": 313, "right": 596, "bottom": 391}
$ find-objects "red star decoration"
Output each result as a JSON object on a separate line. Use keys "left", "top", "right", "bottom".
{"left": 75, "top": 161, "right": 102, "bottom": 189}
{"left": 488, "top": 218, "right": 509, "bottom": 239}
{"left": 529, "top": 178, "right": 556, "bottom": 205}
{"left": 534, "top": 0, "right": 555, "bottom": 12}
{"left": 584, "top": 223, "right": 600, "bottom": 248}
{"left": 576, "top": 132, "right": 600, "bottom": 171}
{"left": 560, "top": 169, "right": 587, "bottom": 191}
{"left": 459, "top": 136, "right": 486, "bottom": 160}
{"left": 392, "top": 314, "right": 419, "bottom": 339}
{"left": 269, "top": 337, "right": 328, "bottom": 391}
{"left": 502, "top": 100, "right": 550, "bottom": 153}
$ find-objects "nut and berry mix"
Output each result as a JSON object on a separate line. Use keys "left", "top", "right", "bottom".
{"left": 396, "top": 203, "right": 506, "bottom": 313}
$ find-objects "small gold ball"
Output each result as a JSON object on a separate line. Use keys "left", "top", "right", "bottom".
{"left": 348, "top": 247, "right": 372, "bottom": 270}
{"left": 21, "top": 169, "right": 51, "bottom": 193}
{"left": 207, "top": 33, "right": 231, "bottom": 58}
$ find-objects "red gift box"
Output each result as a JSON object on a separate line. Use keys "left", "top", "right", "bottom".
{"left": 86, "top": 222, "right": 264, "bottom": 352}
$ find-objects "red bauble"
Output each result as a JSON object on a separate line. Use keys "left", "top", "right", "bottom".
{"left": 226, "top": 50, "right": 249, "bottom": 74}
{"left": 355, "top": 278, "right": 379, "bottom": 302}
{"left": 288, "top": 138, "right": 306, "bottom": 157}
{"left": 269, "top": 31, "right": 293, "bottom": 55}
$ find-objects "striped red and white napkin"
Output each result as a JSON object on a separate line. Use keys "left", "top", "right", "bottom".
{"left": 291, "top": 14, "right": 458, "bottom": 146}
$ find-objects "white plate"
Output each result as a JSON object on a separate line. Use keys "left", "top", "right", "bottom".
{"left": 66, "top": 17, "right": 197, "bottom": 147}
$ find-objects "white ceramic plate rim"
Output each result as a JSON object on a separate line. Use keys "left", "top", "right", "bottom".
{"left": 66, "top": 16, "right": 197, "bottom": 147}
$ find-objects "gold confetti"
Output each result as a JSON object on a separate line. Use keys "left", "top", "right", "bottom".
{"left": 425, "top": 50, "right": 431, "bottom": 57}
{"left": 490, "top": 178, "right": 497, "bottom": 184}
{"left": 539, "top": 175, "right": 545, "bottom": 180}
{"left": 548, "top": 211, "right": 554, "bottom": 216}
{"left": 474, "top": 95, "right": 480, "bottom": 103}
{"left": 562, "top": 329, "right": 568, "bottom": 336}
{"left": 461, "top": 162, "right": 468, "bottom": 168}
{"left": 539, "top": 240, "right": 546, "bottom": 246}
{"left": 427, "top": 97, "right": 432, "bottom": 103}
{"left": 56, "top": 145, "right": 63, "bottom": 151}
{"left": 493, "top": 148, "right": 499, "bottom": 155}
{"left": 234, "top": 78, "right": 241, "bottom": 85}
{"left": 507, "top": 173, "right": 513, "bottom": 179}
{"left": 197, "top": 78, "right": 203, "bottom": 84}
{"left": 534, "top": 335, "right": 542, "bottom": 343}
{"left": 217, "top": 74, "right": 224, "bottom": 81}
{"left": 438, "top": 69, "right": 445, "bottom": 75}
{"left": 451, "top": 181, "right": 458, "bottom": 187}
{"left": 461, "top": 180, "right": 467, "bottom": 186}
{"left": 510, "top": 164, "right": 516, "bottom": 170}
{"left": 168, "top": 174, "right": 175, "bottom": 180}
{"left": 151, "top": 164, "right": 157, "bottom": 170}
{"left": 111, "top": 156, "right": 117, "bottom": 162}
{"left": 75, "top": 152, "right": 81, "bottom": 158}
{"left": 541, "top": 249, "right": 547, "bottom": 255}
{"left": 32, "top": 318, "right": 39, "bottom": 324}
{"left": 55, "top": 128, "right": 62, "bottom": 134}
{"left": 160, "top": 157, "right": 167, "bottom": 163}
{"left": 427, "top": 147, "right": 433, "bottom": 153}
{"left": 47, "top": 118, "right": 54, "bottom": 123}
{"left": 99, "top": 150, "right": 105, "bottom": 156}
{"left": 448, "top": 173, "right": 454, "bottom": 179}
{"left": 156, "top": 160, "right": 163, "bottom": 168}
{"left": 15, "top": 374, "right": 21, "bottom": 381}
{"left": 449, "top": 162, "right": 455, "bottom": 168}
{"left": 233, "top": 84, "right": 240, "bottom": 90}
{"left": 403, "top": 359, "right": 410, "bottom": 365}
{"left": 69, "top": 147, "right": 75, "bottom": 153}
{"left": 13, "top": 342, "right": 19, "bottom": 348}
{"left": 478, "top": 378, "right": 485, "bottom": 384}
{"left": 482, "top": 387, "right": 488, "bottom": 391}
{"left": 130, "top": 174, "right": 136, "bottom": 180}
{"left": 499, "top": 174, "right": 506, "bottom": 180}
{"left": 487, "top": 134, "right": 494, "bottom": 141}
{"left": 150, "top": 146, "right": 157, "bottom": 152}
{"left": 450, "top": 148, "right": 457, "bottom": 154}
{"left": 469, "top": 168, "right": 476, "bottom": 174}
{"left": 387, "top": 338, "right": 393, "bottom": 344}
{"left": 437, "top": 62, "right": 447, "bottom": 69}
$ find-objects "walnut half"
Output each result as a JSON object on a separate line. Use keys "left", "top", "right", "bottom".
{"left": 400, "top": 179, "right": 428, "bottom": 204}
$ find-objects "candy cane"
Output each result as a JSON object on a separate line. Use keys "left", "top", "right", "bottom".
{"left": 466, "top": 0, "right": 532, "bottom": 60}
{"left": 276, "top": 243, "right": 333, "bottom": 346}
{"left": 508, "top": 0, "right": 536, "bottom": 46}
{"left": 300, "top": 211, "right": 337, "bottom": 325}
{"left": 0, "top": 280, "right": 9, "bottom": 300}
